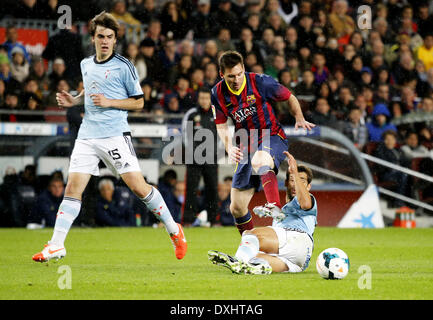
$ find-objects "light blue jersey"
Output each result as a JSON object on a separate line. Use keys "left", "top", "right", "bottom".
{"left": 273, "top": 194, "right": 318, "bottom": 240}
{"left": 78, "top": 53, "right": 143, "bottom": 139}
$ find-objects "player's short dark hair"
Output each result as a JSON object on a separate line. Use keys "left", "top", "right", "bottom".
{"left": 89, "top": 11, "right": 120, "bottom": 38}
{"left": 218, "top": 51, "right": 244, "bottom": 74}
{"left": 286, "top": 165, "right": 313, "bottom": 184}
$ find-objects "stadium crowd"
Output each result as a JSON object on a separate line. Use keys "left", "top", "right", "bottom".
{"left": 1, "top": 0, "right": 433, "bottom": 226}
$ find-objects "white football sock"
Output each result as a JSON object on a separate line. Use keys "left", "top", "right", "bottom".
{"left": 140, "top": 186, "right": 179, "bottom": 235}
{"left": 50, "top": 197, "right": 81, "bottom": 247}
{"left": 235, "top": 234, "right": 260, "bottom": 263}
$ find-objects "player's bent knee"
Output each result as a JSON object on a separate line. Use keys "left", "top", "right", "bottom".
{"left": 251, "top": 153, "right": 273, "bottom": 173}
{"left": 229, "top": 203, "right": 247, "bottom": 218}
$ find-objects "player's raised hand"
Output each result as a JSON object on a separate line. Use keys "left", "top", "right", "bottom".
{"left": 56, "top": 90, "right": 76, "bottom": 108}
{"left": 90, "top": 93, "right": 111, "bottom": 108}
{"left": 294, "top": 118, "right": 315, "bottom": 131}
{"left": 228, "top": 146, "right": 243, "bottom": 163}
{"left": 284, "top": 151, "right": 298, "bottom": 175}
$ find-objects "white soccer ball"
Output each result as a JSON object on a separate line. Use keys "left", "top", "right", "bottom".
{"left": 316, "top": 248, "right": 350, "bottom": 280}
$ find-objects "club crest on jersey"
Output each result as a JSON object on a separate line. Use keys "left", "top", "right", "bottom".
{"left": 105, "top": 70, "right": 110, "bottom": 79}
{"left": 246, "top": 94, "right": 256, "bottom": 106}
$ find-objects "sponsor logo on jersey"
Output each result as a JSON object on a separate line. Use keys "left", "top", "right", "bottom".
{"left": 232, "top": 105, "right": 257, "bottom": 123}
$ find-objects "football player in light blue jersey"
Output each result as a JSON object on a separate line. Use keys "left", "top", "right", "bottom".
{"left": 32, "top": 12, "right": 187, "bottom": 263}
{"left": 208, "top": 151, "right": 316, "bottom": 274}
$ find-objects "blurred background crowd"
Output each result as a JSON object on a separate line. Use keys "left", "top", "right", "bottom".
{"left": 0, "top": 0, "right": 433, "bottom": 228}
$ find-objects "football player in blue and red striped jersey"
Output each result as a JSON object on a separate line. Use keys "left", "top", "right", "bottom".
{"left": 211, "top": 51, "right": 314, "bottom": 235}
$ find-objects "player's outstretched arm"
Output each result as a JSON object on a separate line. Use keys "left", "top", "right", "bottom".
{"left": 287, "top": 95, "right": 315, "bottom": 131}
{"left": 216, "top": 122, "right": 243, "bottom": 163}
{"left": 56, "top": 90, "right": 84, "bottom": 108}
{"left": 284, "top": 151, "right": 312, "bottom": 210}
{"left": 90, "top": 94, "right": 144, "bottom": 111}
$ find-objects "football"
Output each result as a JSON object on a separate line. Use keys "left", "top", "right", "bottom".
{"left": 316, "top": 248, "right": 350, "bottom": 280}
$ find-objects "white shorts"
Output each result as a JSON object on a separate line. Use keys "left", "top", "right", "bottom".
{"left": 266, "top": 226, "right": 313, "bottom": 273}
{"left": 69, "top": 133, "right": 141, "bottom": 176}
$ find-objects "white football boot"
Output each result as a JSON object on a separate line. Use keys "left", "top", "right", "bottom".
{"left": 32, "top": 242, "right": 66, "bottom": 263}
{"left": 253, "top": 202, "right": 286, "bottom": 222}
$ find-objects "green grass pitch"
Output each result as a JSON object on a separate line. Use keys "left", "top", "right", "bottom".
{"left": 1, "top": 226, "right": 432, "bottom": 300}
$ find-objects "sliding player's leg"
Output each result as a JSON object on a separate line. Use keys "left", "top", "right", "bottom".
{"left": 32, "top": 172, "right": 91, "bottom": 262}
{"left": 230, "top": 187, "right": 255, "bottom": 235}
{"left": 234, "top": 227, "right": 278, "bottom": 263}
{"left": 121, "top": 171, "right": 187, "bottom": 260}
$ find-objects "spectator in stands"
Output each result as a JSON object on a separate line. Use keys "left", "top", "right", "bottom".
{"left": 158, "top": 170, "right": 181, "bottom": 223}
{"left": 1, "top": 91, "right": 20, "bottom": 122}
{"left": 139, "top": 38, "right": 163, "bottom": 86}
{"left": 416, "top": 2, "right": 433, "bottom": 38}
{"left": 110, "top": 0, "right": 141, "bottom": 26}
{"left": 163, "top": 93, "right": 182, "bottom": 124}
{"left": 367, "top": 103, "right": 397, "bottom": 142}
{"left": 95, "top": 178, "right": 135, "bottom": 227}
{"left": 168, "top": 54, "right": 193, "bottom": 88}
{"left": 267, "top": 11, "right": 286, "bottom": 38}
{"left": 375, "top": 83, "right": 392, "bottom": 106}
{"left": 48, "top": 58, "right": 66, "bottom": 90}
{"left": 11, "top": 0, "right": 46, "bottom": 19}
{"left": 142, "top": 18, "right": 163, "bottom": 51}
{"left": 203, "top": 62, "right": 219, "bottom": 88}
{"left": 217, "top": 181, "right": 234, "bottom": 226}
{"left": 140, "top": 79, "right": 158, "bottom": 113}
{"left": 28, "top": 177, "right": 64, "bottom": 227}
{"left": 216, "top": 28, "right": 236, "bottom": 53}
{"left": 334, "top": 85, "right": 355, "bottom": 120}
{"left": 294, "top": 69, "right": 316, "bottom": 97}
{"left": 10, "top": 46, "right": 29, "bottom": 83}
{"left": 130, "top": 0, "right": 160, "bottom": 24}
{"left": 265, "top": 54, "right": 286, "bottom": 80}
{"left": 20, "top": 93, "right": 44, "bottom": 122}
{"left": 341, "top": 107, "right": 368, "bottom": 150}
{"left": 42, "top": 25, "right": 84, "bottom": 83}
{"left": 124, "top": 42, "right": 146, "bottom": 83}
{"left": 159, "top": 0, "right": 190, "bottom": 40}
{"left": 311, "top": 52, "right": 329, "bottom": 86}
{"left": 158, "top": 38, "right": 180, "bottom": 84}
{"left": 416, "top": 33, "right": 433, "bottom": 72}
{"left": 0, "top": 167, "right": 19, "bottom": 226}
{"left": 246, "top": 12, "right": 263, "bottom": 41}
{"left": 45, "top": 79, "right": 70, "bottom": 108}
{"left": 201, "top": 40, "right": 219, "bottom": 66}
{"left": 191, "top": 0, "right": 212, "bottom": 39}
{"left": 309, "top": 97, "right": 338, "bottom": 128}
{"left": 297, "top": 14, "right": 316, "bottom": 49}
{"left": 298, "top": 46, "right": 312, "bottom": 72}
{"left": 392, "top": 52, "right": 418, "bottom": 88}
{"left": 172, "top": 76, "right": 195, "bottom": 112}
{"left": 419, "top": 127, "right": 433, "bottom": 150}
{"left": 373, "top": 130, "right": 409, "bottom": 207}
{"left": 400, "top": 86, "right": 419, "bottom": 113}
{"left": 22, "top": 78, "right": 43, "bottom": 103}
{"left": 29, "top": 57, "right": 49, "bottom": 92}
{"left": 401, "top": 131, "right": 433, "bottom": 161}
{"left": 2, "top": 25, "right": 30, "bottom": 63}
{"left": 210, "top": 0, "right": 240, "bottom": 39}
{"left": 328, "top": 0, "right": 355, "bottom": 39}
{"left": 0, "top": 56, "right": 20, "bottom": 93}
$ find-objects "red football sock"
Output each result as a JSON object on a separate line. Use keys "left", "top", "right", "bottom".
{"left": 260, "top": 169, "right": 281, "bottom": 208}
{"left": 235, "top": 211, "right": 254, "bottom": 236}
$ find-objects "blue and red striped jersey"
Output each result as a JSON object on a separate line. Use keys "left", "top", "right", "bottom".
{"left": 211, "top": 72, "right": 291, "bottom": 141}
